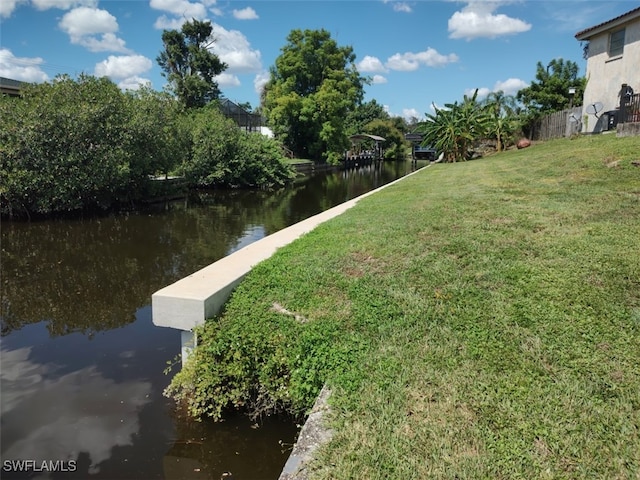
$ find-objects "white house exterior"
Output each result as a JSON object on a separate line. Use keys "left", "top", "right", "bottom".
{"left": 575, "top": 7, "right": 640, "bottom": 134}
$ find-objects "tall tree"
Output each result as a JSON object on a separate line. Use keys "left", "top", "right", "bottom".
{"left": 261, "top": 29, "right": 367, "bottom": 163}
{"left": 516, "top": 58, "right": 586, "bottom": 114}
{"left": 157, "top": 19, "right": 227, "bottom": 108}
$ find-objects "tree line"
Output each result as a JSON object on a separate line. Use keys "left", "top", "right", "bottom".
{"left": 1, "top": 18, "right": 587, "bottom": 217}
{"left": 0, "top": 19, "right": 295, "bottom": 218}
{"left": 0, "top": 75, "right": 294, "bottom": 218}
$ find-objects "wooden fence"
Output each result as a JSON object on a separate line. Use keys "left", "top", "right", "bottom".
{"left": 620, "top": 93, "right": 640, "bottom": 124}
{"left": 530, "top": 106, "right": 583, "bottom": 141}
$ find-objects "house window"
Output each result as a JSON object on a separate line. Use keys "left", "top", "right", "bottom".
{"left": 609, "top": 28, "right": 625, "bottom": 57}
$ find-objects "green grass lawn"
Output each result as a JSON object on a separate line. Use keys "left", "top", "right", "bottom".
{"left": 170, "top": 134, "right": 640, "bottom": 478}
{"left": 284, "top": 157, "right": 314, "bottom": 165}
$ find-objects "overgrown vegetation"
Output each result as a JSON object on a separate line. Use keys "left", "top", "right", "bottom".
{"left": 181, "top": 105, "right": 295, "bottom": 188}
{"left": 0, "top": 75, "right": 294, "bottom": 218}
{"left": 167, "top": 134, "right": 640, "bottom": 478}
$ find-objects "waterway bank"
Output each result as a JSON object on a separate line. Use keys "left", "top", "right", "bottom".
{"left": 165, "top": 135, "right": 640, "bottom": 478}
{"left": 1, "top": 160, "right": 426, "bottom": 479}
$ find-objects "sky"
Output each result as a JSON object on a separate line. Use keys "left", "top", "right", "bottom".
{"left": 1, "top": 0, "right": 638, "bottom": 120}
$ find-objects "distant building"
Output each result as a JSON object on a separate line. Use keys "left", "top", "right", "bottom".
{"left": 0, "top": 77, "right": 25, "bottom": 97}
{"left": 219, "top": 98, "right": 264, "bottom": 132}
{"left": 575, "top": 7, "right": 640, "bottom": 134}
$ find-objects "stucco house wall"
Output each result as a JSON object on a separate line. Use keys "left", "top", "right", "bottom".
{"left": 576, "top": 8, "right": 640, "bottom": 133}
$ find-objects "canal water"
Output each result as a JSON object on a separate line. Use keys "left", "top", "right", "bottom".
{"left": 0, "top": 160, "right": 426, "bottom": 480}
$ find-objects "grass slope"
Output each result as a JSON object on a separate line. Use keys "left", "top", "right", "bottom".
{"left": 171, "top": 134, "right": 640, "bottom": 478}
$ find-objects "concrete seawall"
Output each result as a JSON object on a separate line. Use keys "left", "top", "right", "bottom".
{"left": 152, "top": 165, "right": 428, "bottom": 332}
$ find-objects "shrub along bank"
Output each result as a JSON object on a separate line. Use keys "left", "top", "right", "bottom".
{"left": 167, "top": 134, "right": 640, "bottom": 478}
{"left": 0, "top": 75, "right": 294, "bottom": 218}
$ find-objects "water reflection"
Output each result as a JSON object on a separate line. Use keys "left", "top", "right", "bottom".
{"left": 1, "top": 188, "right": 300, "bottom": 337}
{"left": 1, "top": 347, "right": 152, "bottom": 475}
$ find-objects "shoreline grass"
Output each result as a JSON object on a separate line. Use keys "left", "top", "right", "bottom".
{"left": 171, "top": 134, "right": 639, "bottom": 478}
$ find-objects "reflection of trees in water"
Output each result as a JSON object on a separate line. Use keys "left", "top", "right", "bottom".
{"left": 0, "top": 187, "right": 301, "bottom": 338}
{"left": 1, "top": 162, "right": 416, "bottom": 338}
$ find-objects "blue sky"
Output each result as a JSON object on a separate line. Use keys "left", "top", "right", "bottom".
{"left": 1, "top": 1, "right": 637, "bottom": 120}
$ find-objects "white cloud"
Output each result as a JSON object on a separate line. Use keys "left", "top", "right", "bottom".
{"left": 254, "top": 70, "right": 270, "bottom": 96}
{"left": 448, "top": 1, "right": 531, "bottom": 40}
{"left": 210, "top": 24, "right": 261, "bottom": 73}
{"left": 149, "top": 0, "right": 206, "bottom": 19}
{"left": 402, "top": 108, "right": 422, "bottom": 121}
{"left": 215, "top": 72, "right": 240, "bottom": 88}
{"left": 385, "top": 48, "right": 458, "bottom": 71}
{"left": 0, "top": 48, "right": 49, "bottom": 82}
{"left": 0, "top": 0, "right": 25, "bottom": 18}
{"left": 494, "top": 77, "right": 528, "bottom": 95}
{"left": 233, "top": 7, "right": 258, "bottom": 20}
{"left": 153, "top": 14, "right": 185, "bottom": 30}
{"left": 430, "top": 102, "right": 448, "bottom": 112}
{"left": 94, "top": 55, "right": 152, "bottom": 80}
{"left": 393, "top": 2, "right": 412, "bottom": 13}
{"left": 78, "top": 33, "right": 130, "bottom": 53}
{"left": 383, "top": 0, "right": 412, "bottom": 13}
{"left": 118, "top": 76, "right": 152, "bottom": 91}
{"left": 59, "top": 6, "right": 130, "bottom": 53}
{"left": 372, "top": 74, "right": 387, "bottom": 84}
{"left": 1, "top": 347, "right": 151, "bottom": 475}
{"left": 31, "top": 0, "right": 97, "bottom": 10}
{"left": 357, "top": 55, "right": 387, "bottom": 73}
{"left": 382, "top": 106, "right": 424, "bottom": 122}
{"left": 59, "top": 6, "right": 118, "bottom": 37}
{"left": 465, "top": 86, "right": 491, "bottom": 98}
{"left": 467, "top": 77, "right": 529, "bottom": 99}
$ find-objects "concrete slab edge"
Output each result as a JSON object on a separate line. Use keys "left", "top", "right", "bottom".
{"left": 278, "top": 385, "right": 333, "bottom": 480}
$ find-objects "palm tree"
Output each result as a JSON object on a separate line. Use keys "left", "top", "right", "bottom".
{"left": 482, "top": 91, "right": 520, "bottom": 152}
{"left": 420, "top": 89, "right": 489, "bottom": 162}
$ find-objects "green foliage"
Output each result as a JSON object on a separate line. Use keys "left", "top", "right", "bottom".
{"left": 1, "top": 74, "right": 289, "bottom": 218}
{"left": 157, "top": 19, "right": 227, "bottom": 108}
{"left": 419, "top": 89, "right": 490, "bottom": 162}
{"left": 517, "top": 58, "right": 586, "bottom": 114}
{"left": 0, "top": 75, "right": 191, "bottom": 217}
{"left": 482, "top": 90, "right": 521, "bottom": 151}
{"left": 0, "top": 75, "right": 143, "bottom": 216}
{"left": 126, "top": 87, "right": 189, "bottom": 179}
{"left": 262, "top": 29, "right": 367, "bottom": 163}
{"left": 179, "top": 105, "right": 295, "bottom": 188}
{"left": 363, "top": 119, "right": 408, "bottom": 159}
{"left": 166, "top": 256, "right": 364, "bottom": 421}
{"left": 345, "top": 99, "right": 389, "bottom": 136}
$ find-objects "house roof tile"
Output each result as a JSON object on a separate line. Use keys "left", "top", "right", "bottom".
{"left": 575, "top": 6, "right": 640, "bottom": 40}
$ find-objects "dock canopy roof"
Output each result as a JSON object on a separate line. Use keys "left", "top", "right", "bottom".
{"left": 349, "top": 134, "right": 386, "bottom": 143}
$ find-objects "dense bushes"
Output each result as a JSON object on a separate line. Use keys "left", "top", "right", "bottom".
{"left": 165, "top": 254, "right": 365, "bottom": 421}
{"left": 181, "top": 106, "right": 294, "bottom": 188}
{"left": 0, "top": 75, "right": 293, "bottom": 218}
{"left": 1, "top": 75, "right": 140, "bottom": 216}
